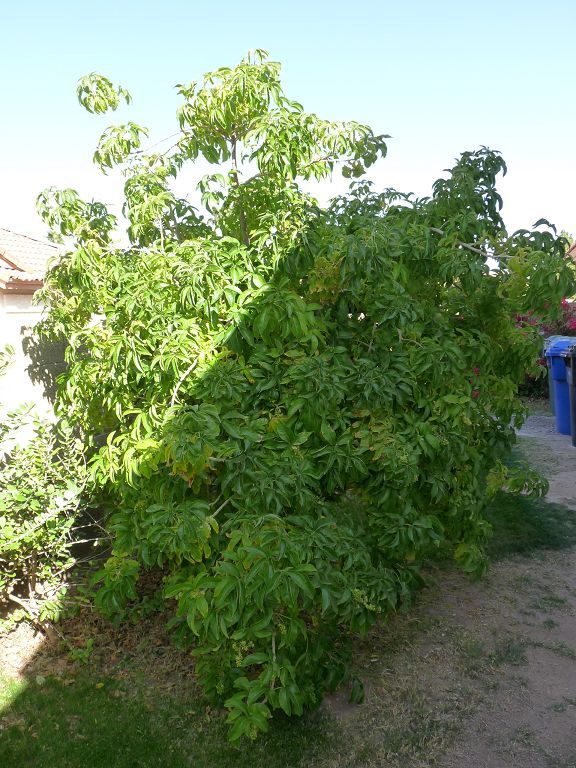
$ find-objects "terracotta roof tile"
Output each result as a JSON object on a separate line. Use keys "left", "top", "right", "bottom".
{"left": 0, "top": 228, "right": 59, "bottom": 278}
{"left": 0, "top": 266, "right": 44, "bottom": 283}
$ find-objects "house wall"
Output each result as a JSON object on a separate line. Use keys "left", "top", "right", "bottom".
{"left": 0, "top": 291, "right": 57, "bottom": 415}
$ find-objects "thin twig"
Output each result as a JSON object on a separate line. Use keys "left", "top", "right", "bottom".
{"left": 212, "top": 498, "right": 231, "bottom": 517}
{"left": 430, "top": 227, "right": 511, "bottom": 260}
{"left": 169, "top": 360, "right": 198, "bottom": 408}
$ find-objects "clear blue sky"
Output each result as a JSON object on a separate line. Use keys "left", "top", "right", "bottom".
{"left": 2, "top": 0, "right": 575, "bottom": 238}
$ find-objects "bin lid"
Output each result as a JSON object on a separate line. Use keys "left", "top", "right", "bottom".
{"left": 546, "top": 337, "right": 576, "bottom": 356}
{"left": 544, "top": 334, "right": 576, "bottom": 350}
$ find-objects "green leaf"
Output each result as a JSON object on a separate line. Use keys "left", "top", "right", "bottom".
{"left": 320, "top": 421, "right": 336, "bottom": 445}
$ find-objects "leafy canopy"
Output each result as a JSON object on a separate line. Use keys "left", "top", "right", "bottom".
{"left": 36, "top": 51, "right": 573, "bottom": 741}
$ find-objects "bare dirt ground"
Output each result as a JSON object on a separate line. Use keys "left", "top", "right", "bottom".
{"left": 434, "top": 412, "right": 576, "bottom": 768}
{"left": 319, "top": 407, "right": 576, "bottom": 768}
{"left": 318, "top": 552, "right": 576, "bottom": 768}
{"left": 429, "top": 555, "right": 576, "bottom": 768}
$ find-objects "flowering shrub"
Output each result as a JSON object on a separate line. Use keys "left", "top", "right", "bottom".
{"left": 516, "top": 295, "right": 576, "bottom": 397}
{"left": 518, "top": 298, "right": 576, "bottom": 338}
{"left": 550, "top": 298, "right": 576, "bottom": 334}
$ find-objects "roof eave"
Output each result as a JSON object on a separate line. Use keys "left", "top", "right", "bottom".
{"left": 0, "top": 278, "right": 43, "bottom": 294}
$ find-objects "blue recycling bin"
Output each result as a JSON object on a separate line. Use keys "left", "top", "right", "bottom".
{"left": 561, "top": 346, "right": 576, "bottom": 447}
{"left": 544, "top": 336, "right": 576, "bottom": 415}
{"left": 545, "top": 338, "right": 576, "bottom": 435}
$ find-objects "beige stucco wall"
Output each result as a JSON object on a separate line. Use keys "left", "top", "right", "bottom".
{"left": 0, "top": 291, "right": 53, "bottom": 415}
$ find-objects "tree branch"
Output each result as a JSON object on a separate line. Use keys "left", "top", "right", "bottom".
{"left": 231, "top": 138, "right": 250, "bottom": 247}
{"left": 170, "top": 360, "right": 198, "bottom": 408}
{"left": 430, "top": 227, "right": 512, "bottom": 261}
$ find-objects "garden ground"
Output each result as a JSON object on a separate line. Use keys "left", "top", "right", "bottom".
{"left": 1, "top": 402, "right": 576, "bottom": 768}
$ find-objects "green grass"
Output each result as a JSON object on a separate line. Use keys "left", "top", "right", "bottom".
{"left": 490, "top": 637, "right": 528, "bottom": 667}
{"left": 0, "top": 675, "right": 26, "bottom": 711}
{"left": 0, "top": 672, "right": 336, "bottom": 768}
{"left": 454, "top": 634, "right": 488, "bottom": 676}
{"left": 542, "top": 641, "right": 576, "bottom": 660}
{"left": 542, "top": 618, "right": 559, "bottom": 629}
{"left": 485, "top": 492, "right": 576, "bottom": 560}
{"left": 532, "top": 595, "right": 569, "bottom": 611}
